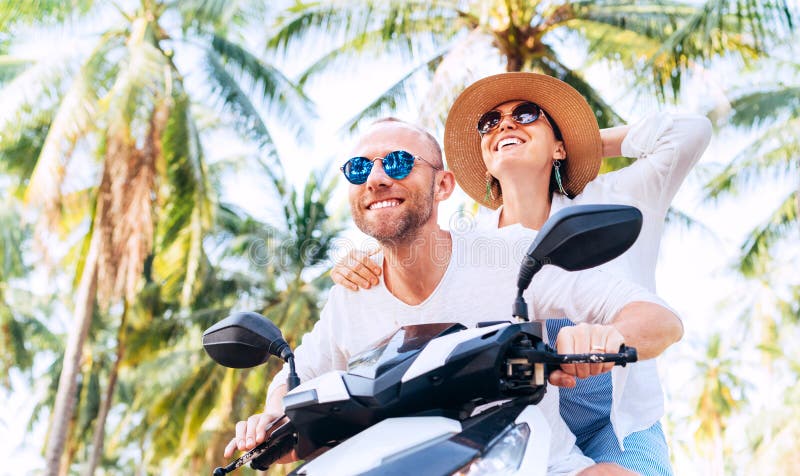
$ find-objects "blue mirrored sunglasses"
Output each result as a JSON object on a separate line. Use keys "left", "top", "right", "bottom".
{"left": 340, "top": 150, "right": 440, "bottom": 185}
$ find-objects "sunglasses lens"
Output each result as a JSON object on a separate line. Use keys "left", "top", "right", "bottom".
{"left": 477, "top": 111, "right": 501, "bottom": 134}
{"left": 512, "top": 102, "right": 541, "bottom": 124}
{"left": 343, "top": 157, "right": 371, "bottom": 184}
{"left": 383, "top": 150, "right": 415, "bottom": 180}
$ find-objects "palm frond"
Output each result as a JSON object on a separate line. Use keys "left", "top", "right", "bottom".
{"left": 571, "top": 0, "right": 796, "bottom": 99}
{"left": 101, "top": 23, "right": 169, "bottom": 133}
{"left": 0, "top": 54, "right": 34, "bottom": 84}
{"left": 0, "top": 54, "right": 72, "bottom": 126}
{"left": 537, "top": 53, "right": 624, "bottom": 128}
{"left": 0, "top": 0, "right": 96, "bottom": 30}
{"left": 22, "top": 32, "right": 123, "bottom": 213}
{"left": 642, "top": 0, "right": 795, "bottom": 97}
{"left": 729, "top": 86, "right": 800, "bottom": 128}
{"left": 291, "top": 10, "right": 460, "bottom": 86}
{"left": 269, "top": 0, "right": 459, "bottom": 53}
{"left": 176, "top": 0, "right": 261, "bottom": 34}
{"left": 210, "top": 34, "right": 313, "bottom": 139}
{"left": 705, "top": 118, "right": 799, "bottom": 200}
{"left": 738, "top": 190, "right": 798, "bottom": 277}
{"left": 665, "top": 206, "right": 714, "bottom": 235}
{"left": 204, "top": 48, "right": 284, "bottom": 169}
{"left": 340, "top": 51, "right": 445, "bottom": 132}
{"left": 153, "top": 92, "right": 215, "bottom": 308}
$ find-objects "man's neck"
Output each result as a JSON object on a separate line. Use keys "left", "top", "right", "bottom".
{"left": 381, "top": 227, "right": 452, "bottom": 306}
{"left": 497, "top": 178, "right": 552, "bottom": 231}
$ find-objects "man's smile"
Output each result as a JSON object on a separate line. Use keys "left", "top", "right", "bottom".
{"left": 367, "top": 198, "right": 404, "bottom": 210}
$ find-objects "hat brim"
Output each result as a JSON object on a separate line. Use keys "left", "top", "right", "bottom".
{"left": 444, "top": 72, "right": 602, "bottom": 209}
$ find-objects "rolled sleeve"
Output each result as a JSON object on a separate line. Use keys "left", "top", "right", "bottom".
{"left": 530, "top": 267, "right": 675, "bottom": 325}
{"left": 616, "top": 113, "right": 712, "bottom": 215}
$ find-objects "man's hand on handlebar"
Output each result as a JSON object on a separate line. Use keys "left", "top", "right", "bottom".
{"left": 223, "top": 412, "right": 298, "bottom": 463}
{"left": 549, "top": 323, "right": 625, "bottom": 388}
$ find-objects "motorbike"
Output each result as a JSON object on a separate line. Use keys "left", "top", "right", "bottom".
{"left": 203, "top": 204, "right": 643, "bottom": 476}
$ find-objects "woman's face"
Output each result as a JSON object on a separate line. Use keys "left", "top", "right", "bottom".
{"left": 478, "top": 100, "right": 565, "bottom": 179}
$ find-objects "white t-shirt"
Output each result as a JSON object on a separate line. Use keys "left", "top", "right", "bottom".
{"left": 476, "top": 113, "right": 713, "bottom": 446}
{"left": 270, "top": 228, "right": 668, "bottom": 475}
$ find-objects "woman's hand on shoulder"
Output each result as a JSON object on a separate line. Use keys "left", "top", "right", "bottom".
{"left": 331, "top": 249, "right": 382, "bottom": 291}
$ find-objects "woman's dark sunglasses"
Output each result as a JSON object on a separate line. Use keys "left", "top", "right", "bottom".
{"left": 340, "top": 150, "right": 440, "bottom": 185}
{"left": 477, "top": 101, "right": 542, "bottom": 135}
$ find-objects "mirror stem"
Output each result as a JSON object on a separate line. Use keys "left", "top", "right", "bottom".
{"left": 512, "top": 292, "right": 529, "bottom": 322}
{"left": 286, "top": 356, "right": 301, "bottom": 391}
{"left": 517, "top": 255, "right": 543, "bottom": 292}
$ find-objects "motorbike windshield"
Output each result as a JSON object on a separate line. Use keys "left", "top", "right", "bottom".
{"left": 347, "top": 323, "right": 466, "bottom": 379}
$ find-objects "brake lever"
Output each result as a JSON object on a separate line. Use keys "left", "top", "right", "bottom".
{"left": 212, "top": 416, "right": 293, "bottom": 476}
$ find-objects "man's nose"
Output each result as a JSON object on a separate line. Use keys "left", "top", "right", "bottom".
{"left": 365, "top": 159, "right": 393, "bottom": 190}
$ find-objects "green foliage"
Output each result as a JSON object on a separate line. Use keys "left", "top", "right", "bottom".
{"left": 704, "top": 58, "right": 799, "bottom": 275}
{"left": 0, "top": 0, "right": 95, "bottom": 30}
{"left": 738, "top": 191, "right": 797, "bottom": 276}
{"left": 268, "top": 0, "right": 797, "bottom": 133}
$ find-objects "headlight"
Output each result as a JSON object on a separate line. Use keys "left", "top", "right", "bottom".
{"left": 452, "top": 422, "right": 530, "bottom": 476}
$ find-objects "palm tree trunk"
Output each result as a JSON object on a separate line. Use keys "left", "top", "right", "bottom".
{"left": 84, "top": 301, "right": 129, "bottom": 476}
{"left": 45, "top": 229, "right": 101, "bottom": 476}
{"left": 58, "top": 417, "right": 79, "bottom": 476}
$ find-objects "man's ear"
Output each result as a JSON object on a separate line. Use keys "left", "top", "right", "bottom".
{"left": 553, "top": 141, "right": 567, "bottom": 160}
{"left": 434, "top": 170, "right": 456, "bottom": 201}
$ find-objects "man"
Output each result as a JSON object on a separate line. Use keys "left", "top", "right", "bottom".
{"left": 225, "top": 119, "right": 683, "bottom": 475}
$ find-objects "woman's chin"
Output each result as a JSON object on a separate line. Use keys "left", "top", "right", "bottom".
{"left": 489, "top": 156, "right": 548, "bottom": 177}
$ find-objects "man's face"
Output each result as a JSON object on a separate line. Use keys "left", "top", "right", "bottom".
{"left": 347, "top": 122, "right": 442, "bottom": 244}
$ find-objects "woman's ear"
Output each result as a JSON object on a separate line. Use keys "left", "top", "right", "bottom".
{"left": 553, "top": 141, "right": 567, "bottom": 160}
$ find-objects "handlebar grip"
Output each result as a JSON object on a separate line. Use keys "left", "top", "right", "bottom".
{"left": 618, "top": 344, "right": 638, "bottom": 364}
{"left": 250, "top": 427, "right": 296, "bottom": 470}
{"left": 556, "top": 344, "right": 638, "bottom": 367}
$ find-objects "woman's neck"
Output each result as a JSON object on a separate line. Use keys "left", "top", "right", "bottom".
{"left": 497, "top": 179, "right": 552, "bottom": 230}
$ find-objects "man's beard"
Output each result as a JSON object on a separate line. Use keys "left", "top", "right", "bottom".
{"left": 352, "top": 186, "right": 434, "bottom": 245}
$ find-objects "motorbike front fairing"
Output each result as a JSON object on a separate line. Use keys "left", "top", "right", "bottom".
{"left": 283, "top": 321, "right": 547, "bottom": 461}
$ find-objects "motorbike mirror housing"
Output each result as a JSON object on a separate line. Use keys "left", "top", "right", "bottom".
{"left": 517, "top": 205, "right": 642, "bottom": 292}
{"left": 203, "top": 311, "right": 293, "bottom": 368}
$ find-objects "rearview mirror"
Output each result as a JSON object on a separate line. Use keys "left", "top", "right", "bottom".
{"left": 517, "top": 204, "right": 642, "bottom": 291}
{"left": 202, "top": 311, "right": 292, "bottom": 368}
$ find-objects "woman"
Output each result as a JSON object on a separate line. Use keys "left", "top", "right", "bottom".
{"left": 333, "top": 72, "right": 712, "bottom": 475}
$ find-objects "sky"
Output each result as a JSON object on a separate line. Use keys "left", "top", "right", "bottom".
{"left": 1, "top": 6, "right": 797, "bottom": 475}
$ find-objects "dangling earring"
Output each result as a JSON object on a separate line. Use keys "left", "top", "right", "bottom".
{"left": 484, "top": 171, "right": 496, "bottom": 201}
{"left": 553, "top": 160, "right": 567, "bottom": 195}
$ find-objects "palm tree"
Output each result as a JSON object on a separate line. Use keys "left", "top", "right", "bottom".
{"left": 0, "top": 2, "right": 311, "bottom": 474}
{"left": 110, "top": 171, "right": 343, "bottom": 474}
{"left": 268, "top": 0, "right": 796, "bottom": 131}
{"left": 704, "top": 57, "right": 799, "bottom": 277}
{"left": 690, "top": 333, "right": 748, "bottom": 475}
{"left": 0, "top": 197, "right": 65, "bottom": 419}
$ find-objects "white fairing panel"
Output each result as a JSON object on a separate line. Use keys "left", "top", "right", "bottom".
{"left": 285, "top": 371, "right": 349, "bottom": 404}
{"left": 512, "top": 406, "right": 549, "bottom": 476}
{"left": 401, "top": 323, "right": 508, "bottom": 382}
{"left": 297, "top": 417, "right": 462, "bottom": 476}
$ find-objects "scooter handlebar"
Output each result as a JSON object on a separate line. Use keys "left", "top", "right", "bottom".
{"left": 211, "top": 420, "right": 297, "bottom": 475}
{"left": 555, "top": 344, "right": 638, "bottom": 366}
{"left": 523, "top": 344, "right": 638, "bottom": 367}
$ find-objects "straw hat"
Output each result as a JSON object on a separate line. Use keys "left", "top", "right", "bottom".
{"left": 444, "top": 72, "right": 602, "bottom": 209}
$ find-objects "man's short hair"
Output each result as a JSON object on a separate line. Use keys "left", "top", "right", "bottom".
{"left": 369, "top": 117, "right": 443, "bottom": 168}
